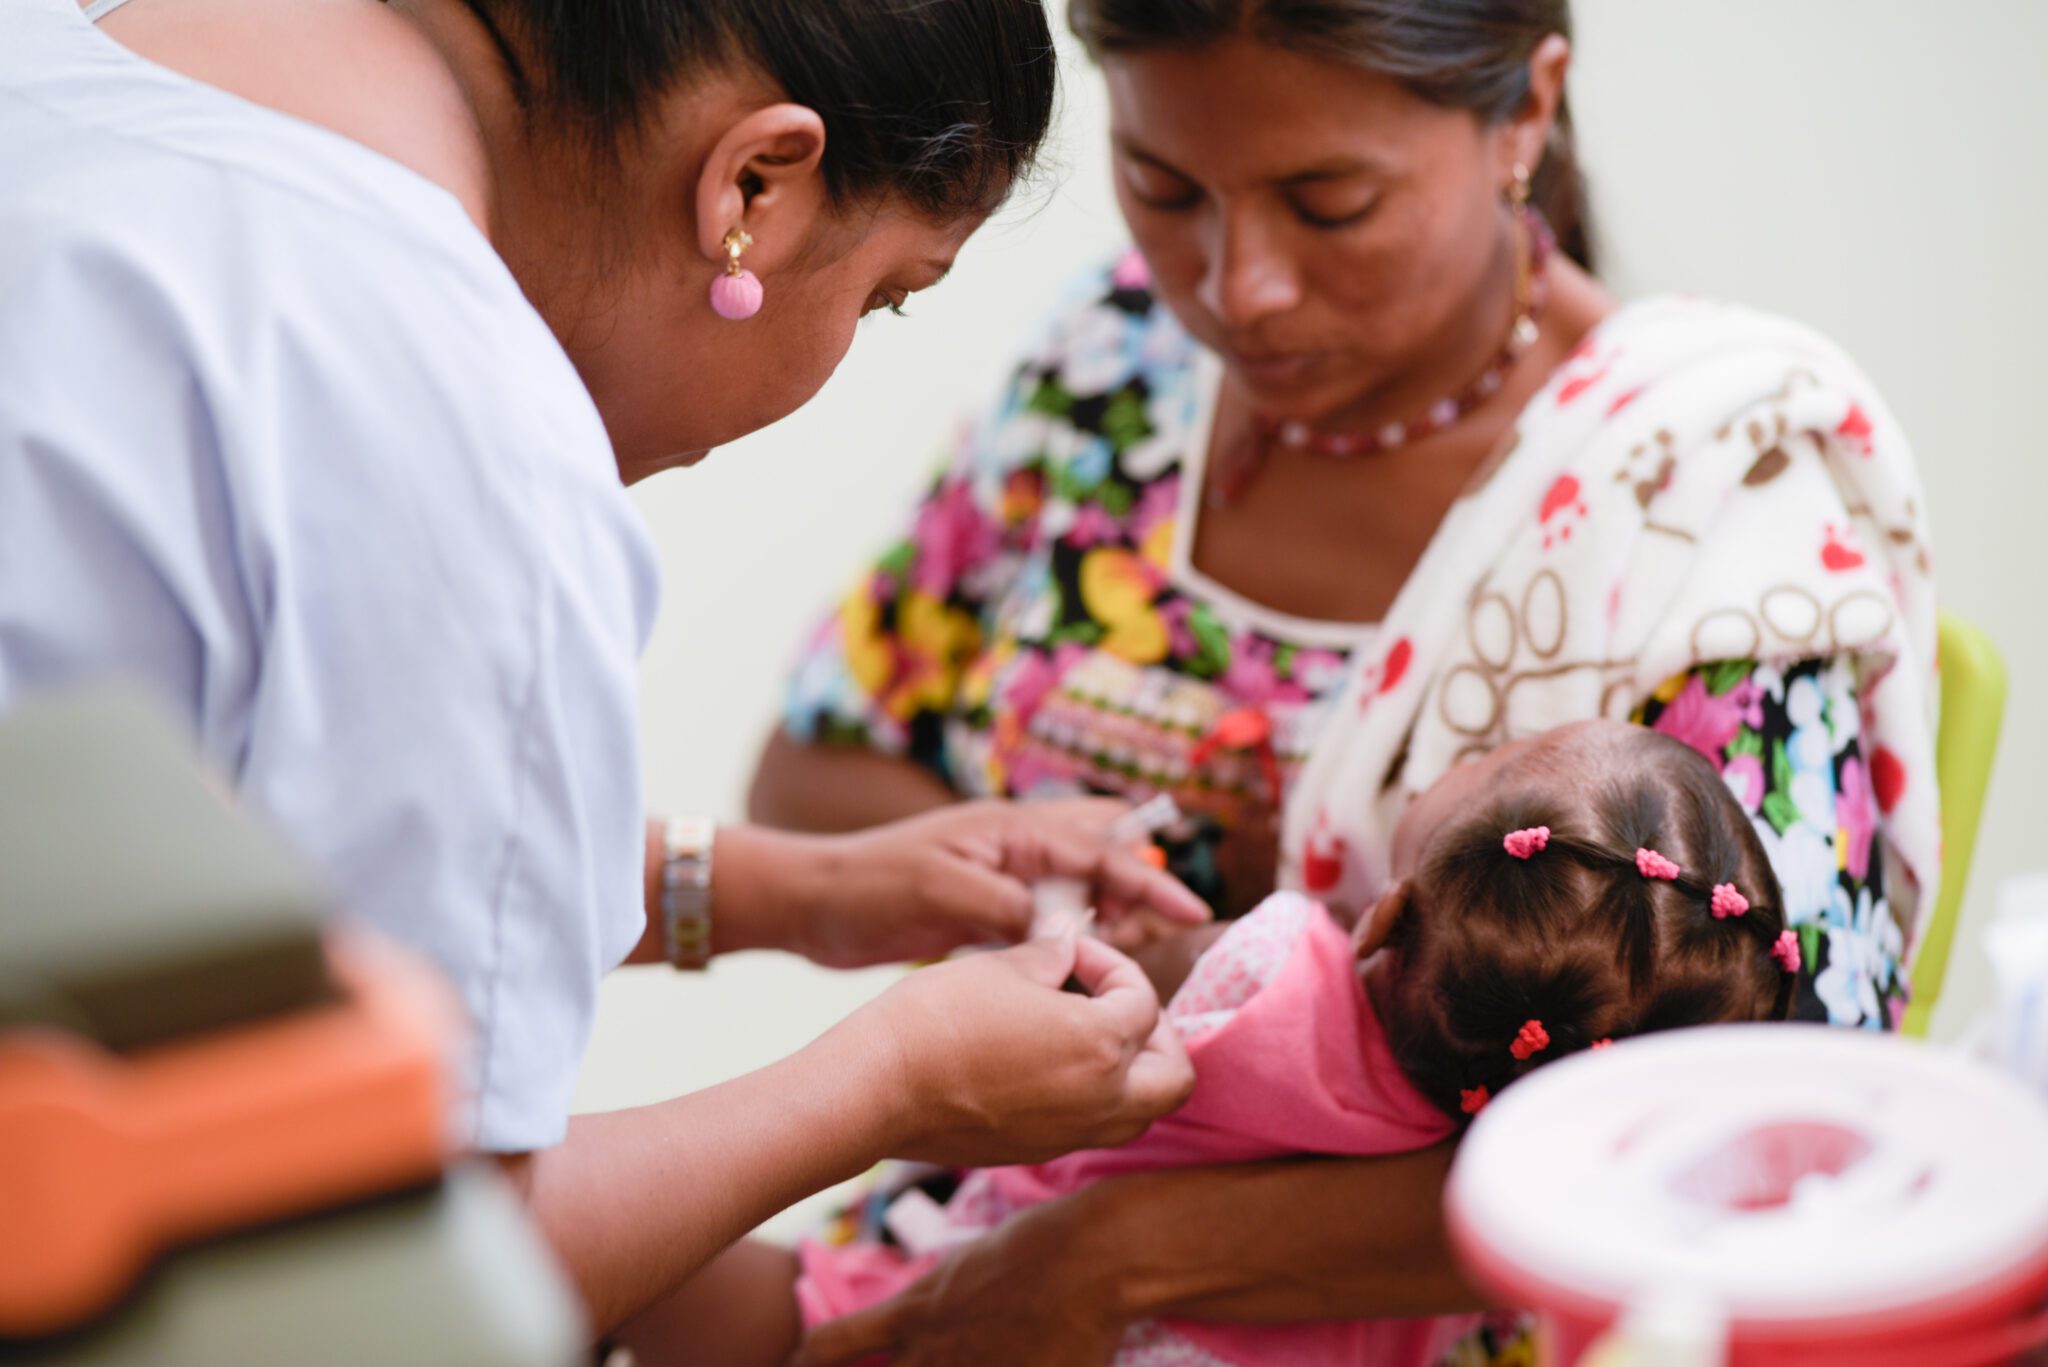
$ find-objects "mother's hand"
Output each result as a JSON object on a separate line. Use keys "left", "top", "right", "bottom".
{"left": 795, "top": 1145, "right": 1482, "bottom": 1367}
{"left": 793, "top": 798, "right": 1210, "bottom": 969}
{"left": 792, "top": 1190, "right": 1130, "bottom": 1367}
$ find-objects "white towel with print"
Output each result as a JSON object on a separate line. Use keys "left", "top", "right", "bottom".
{"left": 1280, "top": 296, "right": 1940, "bottom": 960}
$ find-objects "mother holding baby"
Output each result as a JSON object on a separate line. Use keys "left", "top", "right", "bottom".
{"left": 760, "top": 0, "right": 1941, "bottom": 1361}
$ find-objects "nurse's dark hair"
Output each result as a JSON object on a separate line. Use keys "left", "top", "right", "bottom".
{"left": 1379, "top": 726, "right": 1795, "bottom": 1123}
{"left": 453, "top": 0, "right": 1057, "bottom": 219}
{"left": 1064, "top": 0, "right": 1595, "bottom": 271}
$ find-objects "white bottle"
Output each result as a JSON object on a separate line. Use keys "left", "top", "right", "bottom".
{"left": 1030, "top": 877, "right": 1094, "bottom": 939}
{"left": 1578, "top": 1291, "right": 1727, "bottom": 1367}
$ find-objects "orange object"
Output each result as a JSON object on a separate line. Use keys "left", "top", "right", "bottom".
{"left": 0, "top": 929, "right": 459, "bottom": 1336}
{"left": 1200, "top": 707, "right": 1271, "bottom": 751}
{"left": 1138, "top": 844, "right": 1168, "bottom": 870}
{"left": 1190, "top": 706, "right": 1284, "bottom": 802}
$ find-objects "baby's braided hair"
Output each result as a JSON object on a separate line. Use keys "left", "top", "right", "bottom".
{"left": 1380, "top": 727, "right": 1794, "bottom": 1122}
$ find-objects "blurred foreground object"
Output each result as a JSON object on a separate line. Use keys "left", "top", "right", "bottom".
{"left": 1449, "top": 1025, "right": 2048, "bottom": 1366}
{"left": 1985, "top": 872, "right": 2048, "bottom": 1100}
{"left": 0, "top": 687, "right": 582, "bottom": 1365}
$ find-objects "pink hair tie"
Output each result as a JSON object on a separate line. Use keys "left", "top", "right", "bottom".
{"left": 1635, "top": 847, "right": 1681, "bottom": 881}
{"left": 1510, "top": 1020, "right": 1551, "bottom": 1061}
{"left": 1460, "top": 1086, "right": 1490, "bottom": 1116}
{"left": 1711, "top": 883, "right": 1751, "bottom": 919}
{"left": 1772, "top": 930, "right": 1803, "bottom": 974}
{"left": 1503, "top": 826, "right": 1551, "bottom": 860}
{"left": 1590, "top": 1038, "right": 1615, "bottom": 1051}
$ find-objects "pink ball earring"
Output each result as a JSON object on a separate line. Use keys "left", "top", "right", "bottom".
{"left": 709, "top": 226, "right": 762, "bottom": 321}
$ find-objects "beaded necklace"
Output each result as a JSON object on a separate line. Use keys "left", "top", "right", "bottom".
{"left": 1211, "top": 207, "right": 1556, "bottom": 509}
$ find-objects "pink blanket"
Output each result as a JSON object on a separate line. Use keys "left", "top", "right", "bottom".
{"left": 798, "top": 893, "right": 1477, "bottom": 1366}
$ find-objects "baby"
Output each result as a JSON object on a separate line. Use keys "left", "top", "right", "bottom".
{"left": 666, "top": 719, "right": 1797, "bottom": 1366}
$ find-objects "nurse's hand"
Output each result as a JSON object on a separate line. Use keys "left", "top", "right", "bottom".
{"left": 792, "top": 799, "right": 1211, "bottom": 969}
{"left": 856, "top": 931, "right": 1195, "bottom": 1166}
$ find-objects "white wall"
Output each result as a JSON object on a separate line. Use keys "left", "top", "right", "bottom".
{"left": 575, "top": 1, "right": 2048, "bottom": 1178}
{"left": 1566, "top": 0, "right": 2047, "bottom": 1037}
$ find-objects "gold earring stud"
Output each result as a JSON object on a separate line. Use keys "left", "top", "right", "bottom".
{"left": 722, "top": 226, "right": 754, "bottom": 277}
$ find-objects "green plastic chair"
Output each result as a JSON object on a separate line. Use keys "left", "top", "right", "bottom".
{"left": 1901, "top": 615, "right": 2008, "bottom": 1037}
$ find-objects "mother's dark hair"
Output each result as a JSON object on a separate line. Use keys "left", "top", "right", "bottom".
{"left": 1066, "top": 0, "right": 1595, "bottom": 271}
{"left": 456, "top": 0, "right": 1057, "bottom": 220}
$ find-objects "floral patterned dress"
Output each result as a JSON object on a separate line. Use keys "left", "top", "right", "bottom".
{"left": 782, "top": 257, "right": 1908, "bottom": 1027}
{"left": 1638, "top": 658, "right": 1903, "bottom": 1026}
{"left": 785, "top": 258, "right": 1373, "bottom": 912}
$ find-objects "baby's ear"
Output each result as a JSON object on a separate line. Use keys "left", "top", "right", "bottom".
{"left": 1353, "top": 881, "right": 1412, "bottom": 961}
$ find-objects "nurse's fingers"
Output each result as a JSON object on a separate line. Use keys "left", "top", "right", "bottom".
{"left": 1001, "top": 812, "right": 1211, "bottom": 929}
{"left": 1092, "top": 842, "right": 1212, "bottom": 927}
{"left": 1073, "top": 936, "right": 1193, "bottom": 1103}
{"left": 1065, "top": 936, "right": 1166, "bottom": 1047}
{"left": 924, "top": 853, "right": 1036, "bottom": 944}
{"left": 1122, "top": 989, "right": 1196, "bottom": 1118}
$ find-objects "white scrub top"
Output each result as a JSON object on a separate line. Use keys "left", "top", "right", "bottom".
{"left": 0, "top": 0, "right": 662, "bottom": 1150}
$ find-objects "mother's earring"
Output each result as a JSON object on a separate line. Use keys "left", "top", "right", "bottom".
{"left": 1507, "top": 162, "right": 1532, "bottom": 211}
{"left": 709, "top": 227, "right": 763, "bottom": 321}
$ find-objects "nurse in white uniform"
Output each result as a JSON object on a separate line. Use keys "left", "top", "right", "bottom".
{"left": 0, "top": 0, "right": 1204, "bottom": 1351}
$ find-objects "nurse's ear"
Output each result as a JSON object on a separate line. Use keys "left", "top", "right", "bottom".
{"left": 692, "top": 103, "right": 828, "bottom": 278}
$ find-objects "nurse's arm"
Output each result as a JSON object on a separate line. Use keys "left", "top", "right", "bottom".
{"left": 501, "top": 930, "right": 1194, "bottom": 1335}
{"left": 626, "top": 806, "right": 1209, "bottom": 971}
{"left": 494, "top": 1013, "right": 896, "bottom": 1335}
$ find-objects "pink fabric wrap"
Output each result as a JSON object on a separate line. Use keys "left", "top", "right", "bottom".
{"left": 798, "top": 893, "right": 1475, "bottom": 1366}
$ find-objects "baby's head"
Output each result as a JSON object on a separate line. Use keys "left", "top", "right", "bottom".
{"left": 1359, "top": 720, "right": 1795, "bottom": 1122}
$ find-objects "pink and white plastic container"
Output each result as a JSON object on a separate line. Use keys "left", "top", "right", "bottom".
{"left": 1447, "top": 1025, "right": 2048, "bottom": 1366}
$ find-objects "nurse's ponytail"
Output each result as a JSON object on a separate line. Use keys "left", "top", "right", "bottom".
{"left": 458, "top": 0, "right": 1056, "bottom": 220}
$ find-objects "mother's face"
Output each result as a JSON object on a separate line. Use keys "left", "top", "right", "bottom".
{"left": 1101, "top": 37, "right": 1516, "bottom": 422}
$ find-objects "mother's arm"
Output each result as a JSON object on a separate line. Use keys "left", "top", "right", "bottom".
{"left": 798, "top": 1148, "right": 1480, "bottom": 1367}
{"left": 749, "top": 728, "right": 957, "bottom": 833}
{"left": 1067, "top": 1147, "right": 1477, "bottom": 1323}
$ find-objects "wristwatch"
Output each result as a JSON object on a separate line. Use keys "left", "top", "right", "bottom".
{"left": 660, "top": 816, "right": 715, "bottom": 970}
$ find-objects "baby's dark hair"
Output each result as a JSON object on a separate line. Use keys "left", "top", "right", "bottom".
{"left": 1380, "top": 725, "right": 1794, "bottom": 1122}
